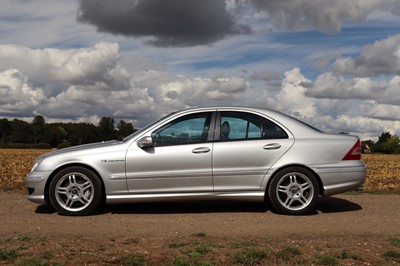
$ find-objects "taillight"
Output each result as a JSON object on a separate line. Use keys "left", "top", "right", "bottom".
{"left": 342, "top": 140, "right": 362, "bottom": 160}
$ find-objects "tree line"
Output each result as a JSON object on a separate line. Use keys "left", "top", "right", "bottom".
{"left": 0, "top": 115, "right": 136, "bottom": 149}
{"left": 0, "top": 115, "right": 399, "bottom": 153}
{"left": 362, "top": 132, "right": 400, "bottom": 154}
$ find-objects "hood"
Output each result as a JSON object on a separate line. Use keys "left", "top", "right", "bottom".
{"left": 41, "top": 140, "right": 123, "bottom": 158}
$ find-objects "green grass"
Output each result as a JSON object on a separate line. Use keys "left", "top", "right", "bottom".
{"left": 17, "top": 235, "right": 31, "bottom": 242}
{"left": 275, "top": 246, "right": 301, "bottom": 261}
{"left": 389, "top": 237, "right": 400, "bottom": 246}
{"left": 13, "top": 257, "right": 47, "bottom": 266}
{"left": 316, "top": 255, "right": 339, "bottom": 266}
{"left": 337, "top": 250, "right": 362, "bottom": 261}
{"left": 0, "top": 248, "right": 18, "bottom": 261}
{"left": 116, "top": 254, "right": 145, "bottom": 266}
{"left": 192, "top": 233, "right": 207, "bottom": 238}
{"left": 233, "top": 248, "right": 266, "bottom": 266}
{"left": 171, "top": 257, "right": 191, "bottom": 266}
{"left": 168, "top": 243, "right": 189, "bottom": 249}
{"left": 383, "top": 250, "right": 400, "bottom": 261}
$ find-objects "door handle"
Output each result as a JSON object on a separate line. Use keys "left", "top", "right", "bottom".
{"left": 192, "top": 147, "right": 211, "bottom": 154}
{"left": 263, "top": 143, "right": 281, "bottom": 150}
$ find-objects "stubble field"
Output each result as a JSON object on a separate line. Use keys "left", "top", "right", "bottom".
{"left": 0, "top": 148, "right": 399, "bottom": 192}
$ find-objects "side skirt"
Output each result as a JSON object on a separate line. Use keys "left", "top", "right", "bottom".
{"left": 106, "top": 191, "right": 265, "bottom": 204}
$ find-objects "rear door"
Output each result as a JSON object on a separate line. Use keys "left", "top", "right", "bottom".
{"left": 212, "top": 110, "right": 294, "bottom": 191}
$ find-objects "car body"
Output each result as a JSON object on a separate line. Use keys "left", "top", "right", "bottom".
{"left": 25, "top": 107, "right": 366, "bottom": 215}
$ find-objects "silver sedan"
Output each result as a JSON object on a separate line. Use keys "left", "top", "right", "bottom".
{"left": 25, "top": 107, "right": 366, "bottom": 215}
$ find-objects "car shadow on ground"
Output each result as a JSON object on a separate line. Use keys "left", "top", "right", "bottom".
{"left": 316, "top": 196, "right": 362, "bottom": 213}
{"left": 35, "top": 196, "right": 362, "bottom": 215}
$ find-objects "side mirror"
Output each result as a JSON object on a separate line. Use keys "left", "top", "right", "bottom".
{"left": 137, "top": 136, "right": 153, "bottom": 148}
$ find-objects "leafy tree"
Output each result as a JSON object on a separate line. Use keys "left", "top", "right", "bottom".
{"left": 32, "top": 115, "right": 45, "bottom": 126}
{"left": 11, "top": 119, "right": 33, "bottom": 143}
{"left": 117, "top": 120, "right": 136, "bottom": 140}
{"left": 98, "top": 117, "right": 116, "bottom": 140}
{"left": 372, "top": 132, "right": 400, "bottom": 154}
{"left": 377, "top": 132, "right": 392, "bottom": 144}
{"left": 32, "top": 115, "right": 47, "bottom": 144}
{"left": 0, "top": 118, "right": 12, "bottom": 144}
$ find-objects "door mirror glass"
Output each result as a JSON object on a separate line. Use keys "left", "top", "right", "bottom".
{"left": 137, "top": 136, "right": 153, "bottom": 148}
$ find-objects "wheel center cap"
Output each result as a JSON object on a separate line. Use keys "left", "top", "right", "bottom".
{"left": 290, "top": 186, "right": 300, "bottom": 197}
{"left": 68, "top": 187, "right": 80, "bottom": 197}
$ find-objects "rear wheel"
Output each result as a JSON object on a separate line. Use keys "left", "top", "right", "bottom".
{"left": 49, "top": 167, "right": 103, "bottom": 216}
{"left": 268, "top": 167, "right": 319, "bottom": 215}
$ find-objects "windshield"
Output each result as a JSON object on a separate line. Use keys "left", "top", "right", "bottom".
{"left": 122, "top": 111, "right": 178, "bottom": 142}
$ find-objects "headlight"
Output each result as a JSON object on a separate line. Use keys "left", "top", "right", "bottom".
{"left": 31, "top": 157, "right": 44, "bottom": 172}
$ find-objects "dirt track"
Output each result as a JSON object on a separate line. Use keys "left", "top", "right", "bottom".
{"left": 1, "top": 191, "right": 400, "bottom": 265}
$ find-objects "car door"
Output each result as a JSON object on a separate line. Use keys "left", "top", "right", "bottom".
{"left": 125, "top": 111, "right": 215, "bottom": 193}
{"left": 212, "top": 110, "right": 294, "bottom": 191}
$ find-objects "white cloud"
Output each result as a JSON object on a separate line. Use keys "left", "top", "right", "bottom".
{"left": 251, "top": 0, "right": 400, "bottom": 34}
{"left": 275, "top": 68, "right": 316, "bottom": 118}
{"left": 307, "top": 72, "right": 400, "bottom": 106}
{"left": 0, "top": 68, "right": 45, "bottom": 115}
{"left": 332, "top": 34, "right": 400, "bottom": 76}
{"left": 360, "top": 100, "right": 400, "bottom": 121}
{"left": 1, "top": 41, "right": 400, "bottom": 139}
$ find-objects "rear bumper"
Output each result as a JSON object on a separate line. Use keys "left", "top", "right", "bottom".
{"left": 313, "top": 160, "right": 366, "bottom": 196}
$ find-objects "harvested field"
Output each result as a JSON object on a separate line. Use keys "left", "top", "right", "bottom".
{"left": 0, "top": 149, "right": 399, "bottom": 191}
{"left": 363, "top": 154, "right": 400, "bottom": 191}
{"left": 0, "top": 149, "right": 51, "bottom": 190}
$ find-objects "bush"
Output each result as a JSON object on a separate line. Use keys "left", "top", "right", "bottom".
{"left": 57, "top": 140, "right": 71, "bottom": 149}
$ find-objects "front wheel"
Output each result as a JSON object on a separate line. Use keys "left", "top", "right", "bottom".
{"left": 49, "top": 167, "right": 103, "bottom": 216}
{"left": 268, "top": 167, "right": 319, "bottom": 215}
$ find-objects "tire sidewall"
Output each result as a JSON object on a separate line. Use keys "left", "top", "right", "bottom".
{"left": 268, "top": 167, "right": 319, "bottom": 215}
{"left": 49, "top": 167, "right": 103, "bottom": 216}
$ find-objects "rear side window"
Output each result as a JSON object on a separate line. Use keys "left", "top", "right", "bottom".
{"left": 219, "top": 111, "right": 288, "bottom": 141}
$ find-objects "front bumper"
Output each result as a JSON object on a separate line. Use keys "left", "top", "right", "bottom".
{"left": 24, "top": 170, "right": 53, "bottom": 204}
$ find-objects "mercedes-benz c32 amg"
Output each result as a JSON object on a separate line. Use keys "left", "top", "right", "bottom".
{"left": 25, "top": 107, "right": 366, "bottom": 215}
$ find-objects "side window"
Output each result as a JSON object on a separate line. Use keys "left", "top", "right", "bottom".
{"left": 152, "top": 112, "right": 212, "bottom": 146}
{"left": 262, "top": 119, "right": 288, "bottom": 139}
{"left": 220, "top": 111, "right": 288, "bottom": 141}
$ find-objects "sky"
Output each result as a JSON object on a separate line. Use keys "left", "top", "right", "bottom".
{"left": 1, "top": 0, "right": 400, "bottom": 140}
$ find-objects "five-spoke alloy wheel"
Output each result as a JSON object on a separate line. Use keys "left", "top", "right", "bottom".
{"left": 49, "top": 167, "right": 103, "bottom": 216}
{"left": 268, "top": 167, "right": 319, "bottom": 215}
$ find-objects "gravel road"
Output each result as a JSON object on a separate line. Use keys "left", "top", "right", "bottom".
{"left": 1, "top": 191, "right": 400, "bottom": 265}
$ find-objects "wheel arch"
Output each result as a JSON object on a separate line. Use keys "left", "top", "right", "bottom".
{"left": 265, "top": 164, "right": 324, "bottom": 197}
{"left": 44, "top": 163, "right": 106, "bottom": 207}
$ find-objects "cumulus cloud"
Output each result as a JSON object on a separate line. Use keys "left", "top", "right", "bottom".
{"left": 77, "top": 0, "right": 250, "bottom": 47}
{"left": 332, "top": 34, "right": 400, "bottom": 76}
{"left": 307, "top": 72, "right": 400, "bottom": 106}
{"left": 275, "top": 68, "right": 316, "bottom": 118}
{"left": 0, "top": 42, "right": 120, "bottom": 96}
{"left": 251, "top": 0, "right": 400, "bottom": 34}
{"left": 1, "top": 41, "right": 400, "bottom": 139}
{"left": 76, "top": 0, "right": 400, "bottom": 47}
{"left": 360, "top": 101, "right": 400, "bottom": 121}
{"left": 0, "top": 69, "right": 45, "bottom": 116}
{"left": 0, "top": 42, "right": 253, "bottom": 126}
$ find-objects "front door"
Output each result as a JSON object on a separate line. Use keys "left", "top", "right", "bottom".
{"left": 125, "top": 111, "right": 214, "bottom": 193}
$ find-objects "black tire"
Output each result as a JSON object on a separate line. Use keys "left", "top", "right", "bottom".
{"left": 49, "top": 167, "right": 103, "bottom": 216}
{"left": 268, "top": 167, "right": 319, "bottom": 215}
